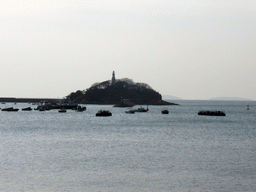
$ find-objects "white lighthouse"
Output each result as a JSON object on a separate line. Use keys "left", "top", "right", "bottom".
{"left": 111, "top": 71, "right": 116, "bottom": 86}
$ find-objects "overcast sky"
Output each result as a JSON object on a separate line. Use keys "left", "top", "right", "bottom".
{"left": 1, "top": 0, "right": 255, "bottom": 100}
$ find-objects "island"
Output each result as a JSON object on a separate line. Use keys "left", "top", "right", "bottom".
{"left": 66, "top": 71, "right": 178, "bottom": 106}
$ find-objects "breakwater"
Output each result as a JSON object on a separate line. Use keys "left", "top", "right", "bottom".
{"left": 0, "top": 97, "right": 61, "bottom": 103}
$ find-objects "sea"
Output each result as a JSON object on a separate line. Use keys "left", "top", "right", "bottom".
{"left": 0, "top": 100, "right": 255, "bottom": 192}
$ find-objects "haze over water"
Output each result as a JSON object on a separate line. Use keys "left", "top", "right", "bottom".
{"left": 0, "top": 100, "right": 255, "bottom": 191}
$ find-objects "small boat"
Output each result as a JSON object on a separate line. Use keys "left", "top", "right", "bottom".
{"left": 198, "top": 110, "right": 226, "bottom": 116}
{"left": 125, "top": 109, "right": 135, "bottom": 114}
{"left": 161, "top": 109, "right": 169, "bottom": 114}
{"left": 58, "top": 108, "right": 67, "bottom": 113}
{"left": 22, "top": 107, "right": 32, "bottom": 111}
{"left": 134, "top": 106, "right": 149, "bottom": 112}
{"left": 247, "top": 104, "right": 250, "bottom": 110}
{"left": 76, "top": 105, "right": 86, "bottom": 112}
{"left": 2, "top": 107, "right": 12, "bottom": 111}
{"left": 39, "top": 108, "right": 46, "bottom": 111}
{"left": 2, "top": 107, "right": 19, "bottom": 112}
{"left": 10, "top": 108, "right": 19, "bottom": 112}
{"left": 96, "top": 110, "right": 112, "bottom": 116}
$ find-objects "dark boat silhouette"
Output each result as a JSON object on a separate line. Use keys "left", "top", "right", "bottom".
{"left": 75, "top": 105, "right": 86, "bottom": 112}
{"left": 161, "top": 109, "right": 169, "bottom": 114}
{"left": 96, "top": 110, "right": 112, "bottom": 116}
{"left": 125, "top": 109, "right": 135, "bottom": 114}
{"left": 58, "top": 108, "right": 67, "bottom": 113}
{"left": 134, "top": 106, "right": 149, "bottom": 112}
{"left": 39, "top": 107, "right": 46, "bottom": 111}
{"left": 22, "top": 107, "right": 32, "bottom": 111}
{"left": 2, "top": 107, "right": 19, "bottom": 112}
{"left": 198, "top": 110, "right": 226, "bottom": 116}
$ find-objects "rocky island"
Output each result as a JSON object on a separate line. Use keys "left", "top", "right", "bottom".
{"left": 67, "top": 71, "right": 178, "bottom": 106}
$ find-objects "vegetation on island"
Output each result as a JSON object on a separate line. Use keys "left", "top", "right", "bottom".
{"left": 66, "top": 78, "right": 176, "bottom": 105}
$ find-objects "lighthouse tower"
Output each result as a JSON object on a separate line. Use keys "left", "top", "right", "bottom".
{"left": 111, "top": 71, "right": 116, "bottom": 86}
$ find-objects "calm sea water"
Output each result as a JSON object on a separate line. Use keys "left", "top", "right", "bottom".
{"left": 0, "top": 100, "right": 255, "bottom": 192}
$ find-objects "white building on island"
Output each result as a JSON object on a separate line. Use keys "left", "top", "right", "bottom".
{"left": 111, "top": 71, "right": 116, "bottom": 86}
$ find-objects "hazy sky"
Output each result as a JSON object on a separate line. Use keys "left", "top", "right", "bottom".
{"left": 1, "top": 0, "right": 256, "bottom": 100}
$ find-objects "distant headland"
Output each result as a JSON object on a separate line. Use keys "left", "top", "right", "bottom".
{"left": 209, "top": 97, "right": 253, "bottom": 101}
{"left": 67, "top": 71, "right": 178, "bottom": 106}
